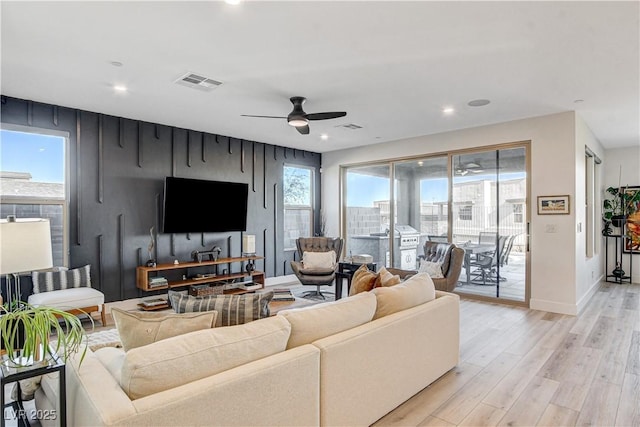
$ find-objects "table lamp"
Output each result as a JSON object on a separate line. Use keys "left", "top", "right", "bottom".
{"left": 0, "top": 217, "right": 53, "bottom": 308}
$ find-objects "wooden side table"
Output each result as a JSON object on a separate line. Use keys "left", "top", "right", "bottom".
{"left": 335, "top": 262, "right": 377, "bottom": 300}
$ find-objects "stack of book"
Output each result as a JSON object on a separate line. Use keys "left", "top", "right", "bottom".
{"left": 272, "top": 288, "right": 295, "bottom": 301}
{"left": 237, "top": 281, "right": 262, "bottom": 291}
{"left": 140, "top": 297, "right": 168, "bottom": 308}
{"left": 148, "top": 277, "right": 168, "bottom": 288}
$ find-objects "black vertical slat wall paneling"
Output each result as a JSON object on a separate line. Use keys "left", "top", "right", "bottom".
{"left": 97, "top": 235, "right": 104, "bottom": 291}
{"left": 186, "top": 131, "right": 191, "bottom": 168}
{"left": 252, "top": 143, "right": 256, "bottom": 192}
{"left": 263, "top": 144, "right": 268, "bottom": 208}
{"left": 263, "top": 228, "right": 268, "bottom": 274}
{"left": 273, "top": 183, "right": 278, "bottom": 276}
{"left": 241, "top": 140, "right": 245, "bottom": 173}
{"left": 137, "top": 122, "right": 143, "bottom": 168}
{"left": 118, "top": 214, "right": 125, "bottom": 300}
{"left": 201, "top": 133, "right": 206, "bottom": 163}
{"left": 119, "top": 118, "right": 125, "bottom": 148}
{"left": 0, "top": 96, "right": 320, "bottom": 302}
{"left": 98, "top": 115, "right": 104, "bottom": 204}
{"left": 75, "top": 111, "right": 82, "bottom": 245}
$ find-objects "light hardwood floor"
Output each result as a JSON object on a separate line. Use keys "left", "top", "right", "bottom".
{"left": 374, "top": 281, "right": 640, "bottom": 427}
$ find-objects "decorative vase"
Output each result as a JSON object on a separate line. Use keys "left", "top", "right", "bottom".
{"left": 612, "top": 263, "right": 625, "bottom": 278}
{"left": 612, "top": 215, "right": 627, "bottom": 228}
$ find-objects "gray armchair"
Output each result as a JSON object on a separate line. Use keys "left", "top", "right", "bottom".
{"left": 388, "top": 241, "right": 464, "bottom": 292}
{"left": 290, "top": 237, "right": 344, "bottom": 299}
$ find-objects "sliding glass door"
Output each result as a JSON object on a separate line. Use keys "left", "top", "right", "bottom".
{"left": 344, "top": 164, "right": 391, "bottom": 268}
{"left": 452, "top": 146, "right": 528, "bottom": 302}
{"left": 341, "top": 142, "right": 529, "bottom": 304}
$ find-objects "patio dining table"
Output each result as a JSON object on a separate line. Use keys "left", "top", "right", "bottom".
{"left": 457, "top": 243, "right": 495, "bottom": 285}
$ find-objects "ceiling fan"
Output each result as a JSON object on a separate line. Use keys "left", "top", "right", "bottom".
{"left": 241, "top": 96, "right": 347, "bottom": 135}
{"left": 455, "top": 160, "right": 485, "bottom": 176}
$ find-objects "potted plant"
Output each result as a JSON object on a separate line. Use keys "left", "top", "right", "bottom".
{"left": 603, "top": 186, "right": 640, "bottom": 234}
{"left": 0, "top": 302, "right": 89, "bottom": 369}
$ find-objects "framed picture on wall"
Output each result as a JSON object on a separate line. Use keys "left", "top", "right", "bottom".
{"left": 624, "top": 186, "right": 640, "bottom": 253}
{"left": 537, "top": 195, "right": 570, "bottom": 215}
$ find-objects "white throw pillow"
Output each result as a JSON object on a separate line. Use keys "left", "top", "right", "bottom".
{"left": 418, "top": 260, "right": 444, "bottom": 279}
{"left": 302, "top": 251, "right": 336, "bottom": 269}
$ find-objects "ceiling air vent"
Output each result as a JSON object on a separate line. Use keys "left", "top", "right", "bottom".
{"left": 174, "top": 72, "right": 222, "bottom": 92}
{"left": 337, "top": 123, "right": 363, "bottom": 130}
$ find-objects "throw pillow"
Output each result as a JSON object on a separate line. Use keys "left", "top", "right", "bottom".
{"left": 120, "top": 315, "right": 291, "bottom": 399}
{"left": 302, "top": 251, "right": 336, "bottom": 270}
{"left": 31, "top": 264, "right": 91, "bottom": 293}
{"left": 111, "top": 308, "right": 218, "bottom": 351}
{"left": 168, "top": 290, "right": 274, "bottom": 327}
{"left": 371, "top": 273, "right": 436, "bottom": 319}
{"left": 348, "top": 264, "right": 378, "bottom": 296}
{"left": 374, "top": 267, "right": 402, "bottom": 287}
{"left": 418, "top": 260, "right": 444, "bottom": 279}
{"left": 278, "top": 292, "right": 377, "bottom": 349}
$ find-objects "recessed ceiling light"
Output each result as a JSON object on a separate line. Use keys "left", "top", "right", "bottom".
{"left": 468, "top": 99, "right": 491, "bottom": 107}
{"left": 418, "top": 161, "right": 424, "bottom": 166}
{"left": 225, "top": 0, "right": 241, "bottom": 4}
{"left": 442, "top": 107, "right": 455, "bottom": 114}
{"left": 110, "top": 61, "right": 123, "bottom": 67}
{"left": 113, "top": 85, "right": 128, "bottom": 93}
{"left": 574, "top": 99, "right": 584, "bottom": 103}
{"left": 320, "top": 134, "right": 329, "bottom": 140}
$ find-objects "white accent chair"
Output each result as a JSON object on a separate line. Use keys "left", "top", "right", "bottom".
{"left": 29, "top": 265, "right": 107, "bottom": 326}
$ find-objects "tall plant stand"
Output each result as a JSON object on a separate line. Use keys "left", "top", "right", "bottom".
{"left": 604, "top": 234, "right": 633, "bottom": 284}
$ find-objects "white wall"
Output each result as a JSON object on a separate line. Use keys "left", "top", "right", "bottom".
{"left": 574, "top": 115, "right": 606, "bottom": 312}
{"left": 603, "top": 146, "right": 640, "bottom": 284}
{"left": 322, "top": 111, "right": 586, "bottom": 314}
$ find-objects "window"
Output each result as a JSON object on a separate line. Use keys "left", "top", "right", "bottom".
{"left": 513, "top": 203, "right": 524, "bottom": 223}
{"left": 0, "top": 126, "right": 68, "bottom": 267}
{"left": 458, "top": 205, "right": 473, "bottom": 221}
{"left": 283, "top": 165, "right": 313, "bottom": 251}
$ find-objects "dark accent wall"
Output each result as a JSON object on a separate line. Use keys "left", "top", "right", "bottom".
{"left": 0, "top": 96, "right": 322, "bottom": 302}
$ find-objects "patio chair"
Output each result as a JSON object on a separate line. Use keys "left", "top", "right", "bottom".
{"left": 469, "top": 235, "right": 508, "bottom": 285}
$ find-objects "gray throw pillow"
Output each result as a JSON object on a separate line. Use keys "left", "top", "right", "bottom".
{"left": 168, "top": 290, "right": 274, "bottom": 327}
{"left": 31, "top": 264, "right": 91, "bottom": 293}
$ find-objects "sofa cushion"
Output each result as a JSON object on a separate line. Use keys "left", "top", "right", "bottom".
{"left": 120, "top": 315, "right": 291, "bottom": 400}
{"left": 418, "top": 260, "right": 444, "bottom": 279}
{"left": 27, "top": 287, "right": 104, "bottom": 311}
{"left": 348, "top": 264, "right": 378, "bottom": 296}
{"left": 111, "top": 308, "right": 217, "bottom": 351}
{"left": 168, "top": 290, "right": 273, "bottom": 327}
{"left": 423, "top": 242, "right": 452, "bottom": 275}
{"left": 31, "top": 264, "right": 91, "bottom": 293}
{"left": 278, "top": 292, "right": 376, "bottom": 349}
{"left": 94, "top": 347, "right": 126, "bottom": 383}
{"left": 371, "top": 273, "right": 435, "bottom": 319}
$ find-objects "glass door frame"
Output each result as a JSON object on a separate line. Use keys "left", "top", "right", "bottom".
{"left": 339, "top": 140, "right": 531, "bottom": 306}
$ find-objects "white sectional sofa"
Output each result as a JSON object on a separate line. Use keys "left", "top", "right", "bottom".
{"left": 35, "top": 277, "right": 459, "bottom": 427}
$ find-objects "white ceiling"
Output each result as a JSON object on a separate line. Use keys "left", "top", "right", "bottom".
{"left": 1, "top": 1, "right": 638, "bottom": 153}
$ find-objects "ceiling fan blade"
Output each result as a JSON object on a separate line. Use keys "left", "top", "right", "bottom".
{"left": 240, "top": 114, "right": 287, "bottom": 119}
{"left": 306, "top": 112, "right": 347, "bottom": 121}
{"left": 296, "top": 125, "right": 310, "bottom": 135}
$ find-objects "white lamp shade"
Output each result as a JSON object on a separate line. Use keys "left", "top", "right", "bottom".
{"left": 0, "top": 218, "right": 53, "bottom": 274}
{"left": 243, "top": 234, "right": 256, "bottom": 254}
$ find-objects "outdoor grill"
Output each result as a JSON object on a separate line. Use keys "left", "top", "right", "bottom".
{"left": 393, "top": 224, "right": 421, "bottom": 269}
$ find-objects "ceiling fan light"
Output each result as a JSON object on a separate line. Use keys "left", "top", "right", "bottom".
{"left": 288, "top": 118, "right": 309, "bottom": 127}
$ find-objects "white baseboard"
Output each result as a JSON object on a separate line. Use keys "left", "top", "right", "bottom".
{"left": 576, "top": 278, "right": 602, "bottom": 314}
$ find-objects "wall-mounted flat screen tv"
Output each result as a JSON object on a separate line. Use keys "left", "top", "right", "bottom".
{"left": 162, "top": 177, "right": 248, "bottom": 233}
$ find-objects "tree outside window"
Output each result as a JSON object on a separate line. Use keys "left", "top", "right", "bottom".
{"left": 283, "top": 165, "right": 313, "bottom": 250}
